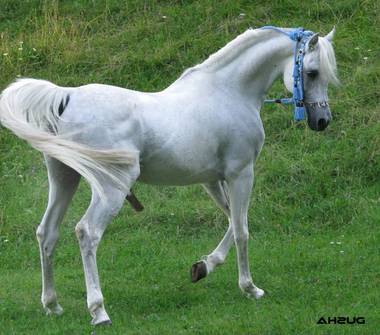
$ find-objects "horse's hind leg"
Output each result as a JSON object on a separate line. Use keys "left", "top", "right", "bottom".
{"left": 191, "top": 181, "right": 234, "bottom": 282}
{"left": 75, "top": 183, "right": 129, "bottom": 325}
{"left": 36, "top": 157, "right": 80, "bottom": 315}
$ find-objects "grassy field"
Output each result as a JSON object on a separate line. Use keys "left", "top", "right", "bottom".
{"left": 0, "top": 0, "right": 379, "bottom": 334}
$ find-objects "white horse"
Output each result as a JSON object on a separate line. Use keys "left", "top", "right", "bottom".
{"left": 0, "top": 26, "right": 338, "bottom": 325}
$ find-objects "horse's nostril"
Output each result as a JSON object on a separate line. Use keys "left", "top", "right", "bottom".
{"left": 317, "top": 118, "right": 328, "bottom": 131}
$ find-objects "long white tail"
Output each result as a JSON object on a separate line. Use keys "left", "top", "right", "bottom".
{"left": 0, "top": 78, "right": 137, "bottom": 197}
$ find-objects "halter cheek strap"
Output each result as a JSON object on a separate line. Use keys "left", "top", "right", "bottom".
{"left": 260, "top": 26, "right": 314, "bottom": 121}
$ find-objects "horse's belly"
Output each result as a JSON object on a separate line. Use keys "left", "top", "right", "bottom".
{"left": 138, "top": 156, "right": 223, "bottom": 185}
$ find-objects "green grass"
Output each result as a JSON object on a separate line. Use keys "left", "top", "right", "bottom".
{"left": 0, "top": 0, "right": 379, "bottom": 334}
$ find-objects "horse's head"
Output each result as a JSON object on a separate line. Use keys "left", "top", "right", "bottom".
{"left": 284, "top": 28, "right": 339, "bottom": 131}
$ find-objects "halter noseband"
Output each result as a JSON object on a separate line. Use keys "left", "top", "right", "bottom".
{"left": 261, "top": 26, "right": 314, "bottom": 121}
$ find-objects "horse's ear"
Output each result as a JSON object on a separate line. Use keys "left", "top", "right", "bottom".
{"left": 325, "top": 26, "right": 336, "bottom": 42}
{"left": 308, "top": 33, "right": 319, "bottom": 51}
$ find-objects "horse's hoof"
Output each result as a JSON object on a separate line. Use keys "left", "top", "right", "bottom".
{"left": 191, "top": 260, "right": 208, "bottom": 283}
{"left": 93, "top": 319, "right": 112, "bottom": 326}
{"left": 244, "top": 287, "right": 265, "bottom": 300}
{"left": 44, "top": 303, "right": 64, "bottom": 316}
{"left": 253, "top": 287, "right": 265, "bottom": 299}
{"left": 91, "top": 308, "right": 112, "bottom": 326}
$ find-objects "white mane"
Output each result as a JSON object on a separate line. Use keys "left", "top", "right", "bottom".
{"left": 180, "top": 27, "right": 338, "bottom": 85}
{"left": 180, "top": 28, "right": 271, "bottom": 78}
{"left": 318, "top": 36, "right": 339, "bottom": 85}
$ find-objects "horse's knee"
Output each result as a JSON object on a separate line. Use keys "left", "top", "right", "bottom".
{"left": 75, "top": 220, "right": 86, "bottom": 240}
{"left": 75, "top": 220, "right": 93, "bottom": 242}
{"left": 36, "top": 225, "right": 45, "bottom": 242}
{"left": 75, "top": 220, "right": 102, "bottom": 253}
{"left": 36, "top": 224, "right": 58, "bottom": 257}
{"left": 75, "top": 220, "right": 92, "bottom": 248}
{"left": 75, "top": 191, "right": 125, "bottom": 251}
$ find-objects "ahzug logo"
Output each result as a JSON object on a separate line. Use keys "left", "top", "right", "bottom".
{"left": 317, "top": 316, "right": 365, "bottom": 325}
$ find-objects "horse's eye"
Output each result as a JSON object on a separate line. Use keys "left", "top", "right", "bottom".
{"left": 307, "top": 70, "right": 319, "bottom": 79}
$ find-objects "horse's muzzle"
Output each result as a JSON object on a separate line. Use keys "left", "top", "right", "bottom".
{"left": 305, "top": 101, "right": 331, "bottom": 131}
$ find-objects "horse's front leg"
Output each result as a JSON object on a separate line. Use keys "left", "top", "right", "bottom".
{"left": 191, "top": 181, "right": 234, "bottom": 282}
{"left": 227, "top": 164, "right": 264, "bottom": 299}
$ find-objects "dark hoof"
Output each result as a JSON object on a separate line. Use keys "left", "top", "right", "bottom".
{"left": 191, "top": 261, "right": 207, "bottom": 283}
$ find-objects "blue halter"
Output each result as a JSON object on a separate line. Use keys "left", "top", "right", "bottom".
{"left": 261, "top": 26, "right": 314, "bottom": 121}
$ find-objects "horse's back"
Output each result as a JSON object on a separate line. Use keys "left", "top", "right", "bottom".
{"left": 57, "top": 83, "right": 153, "bottom": 149}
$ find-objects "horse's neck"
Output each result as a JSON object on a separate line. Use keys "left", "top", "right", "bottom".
{"left": 173, "top": 32, "right": 295, "bottom": 108}
{"left": 218, "top": 33, "right": 294, "bottom": 103}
